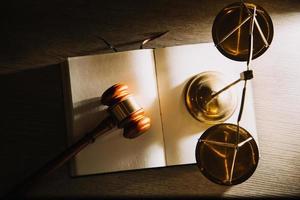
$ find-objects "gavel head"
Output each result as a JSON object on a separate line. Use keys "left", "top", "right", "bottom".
{"left": 101, "top": 83, "right": 151, "bottom": 139}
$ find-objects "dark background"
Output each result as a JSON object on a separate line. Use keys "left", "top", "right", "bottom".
{"left": 1, "top": 0, "right": 300, "bottom": 198}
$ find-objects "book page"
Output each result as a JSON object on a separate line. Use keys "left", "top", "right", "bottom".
{"left": 154, "top": 43, "right": 258, "bottom": 166}
{"left": 66, "top": 49, "right": 166, "bottom": 176}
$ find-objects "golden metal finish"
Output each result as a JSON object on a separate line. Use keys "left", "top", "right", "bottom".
{"left": 109, "top": 96, "right": 141, "bottom": 122}
{"left": 212, "top": 2, "right": 273, "bottom": 61}
{"left": 185, "top": 71, "right": 237, "bottom": 124}
{"left": 195, "top": 123, "right": 259, "bottom": 185}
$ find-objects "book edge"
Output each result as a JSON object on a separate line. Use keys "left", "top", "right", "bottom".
{"left": 153, "top": 49, "right": 169, "bottom": 166}
{"left": 60, "top": 60, "right": 78, "bottom": 177}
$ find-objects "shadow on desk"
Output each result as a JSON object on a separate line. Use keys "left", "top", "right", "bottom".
{"left": 0, "top": 64, "right": 67, "bottom": 197}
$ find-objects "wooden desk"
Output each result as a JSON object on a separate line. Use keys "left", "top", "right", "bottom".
{"left": 1, "top": 0, "right": 299, "bottom": 198}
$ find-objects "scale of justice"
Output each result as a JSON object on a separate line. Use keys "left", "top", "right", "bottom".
{"left": 186, "top": 1, "right": 273, "bottom": 185}
{"left": 7, "top": 1, "right": 274, "bottom": 198}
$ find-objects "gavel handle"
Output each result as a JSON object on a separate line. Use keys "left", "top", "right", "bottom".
{"left": 6, "top": 116, "right": 116, "bottom": 199}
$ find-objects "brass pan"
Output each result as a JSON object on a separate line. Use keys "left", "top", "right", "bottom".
{"left": 212, "top": 2, "right": 273, "bottom": 61}
{"left": 195, "top": 123, "right": 259, "bottom": 185}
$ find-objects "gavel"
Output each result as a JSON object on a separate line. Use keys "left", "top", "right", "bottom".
{"left": 7, "top": 83, "right": 150, "bottom": 198}
{"left": 102, "top": 83, "right": 151, "bottom": 138}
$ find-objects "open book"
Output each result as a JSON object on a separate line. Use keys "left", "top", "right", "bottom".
{"left": 62, "top": 43, "right": 258, "bottom": 176}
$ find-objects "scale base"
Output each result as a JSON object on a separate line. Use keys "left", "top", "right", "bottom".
{"left": 185, "top": 71, "right": 237, "bottom": 124}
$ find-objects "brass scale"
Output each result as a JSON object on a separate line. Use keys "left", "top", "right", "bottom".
{"left": 188, "top": 1, "right": 273, "bottom": 185}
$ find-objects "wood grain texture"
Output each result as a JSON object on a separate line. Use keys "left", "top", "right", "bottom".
{"left": 1, "top": 0, "right": 298, "bottom": 74}
{"left": 0, "top": 0, "right": 300, "bottom": 198}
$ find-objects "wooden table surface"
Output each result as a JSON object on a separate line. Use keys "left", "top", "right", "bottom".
{"left": 1, "top": 0, "right": 300, "bottom": 198}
